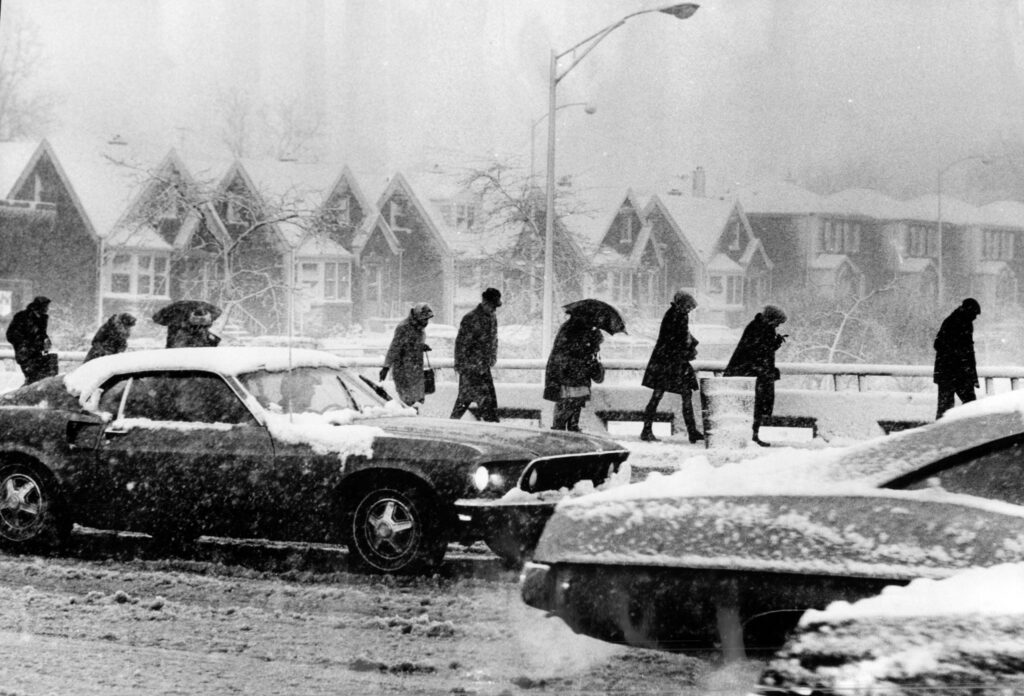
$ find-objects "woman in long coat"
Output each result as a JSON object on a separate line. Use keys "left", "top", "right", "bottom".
{"left": 640, "top": 291, "right": 703, "bottom": 442}
{"left": 544, "top": 314, "right": 604, "bottom": 432}
{"left": 84, "top": 313, "right": 136, "bottom": 362}
{"left": 381, "top": 303, "right": 433, "bottom": 408}
{"left": 724, "top": 304, "right": 788, "bottom": 446}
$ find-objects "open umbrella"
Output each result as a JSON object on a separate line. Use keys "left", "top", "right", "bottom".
{"left": 152, "top": 300, "right": 222, "bottom": 327}
{"left": 562, "top": 298, "right": 627, "bottom": 335}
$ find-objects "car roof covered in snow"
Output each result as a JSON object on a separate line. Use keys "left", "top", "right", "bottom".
{"left": 64, "top": 347, "right": 345, "bottom": 399}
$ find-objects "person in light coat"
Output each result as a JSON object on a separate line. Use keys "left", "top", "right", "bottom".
{"left": 381, "top": 303, "right": 434, "bottom": 408}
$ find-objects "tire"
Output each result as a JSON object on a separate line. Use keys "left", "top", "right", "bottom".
{"left": 0, "top": 463, "right": 68, "bottom": 551}
{"left": 347, "top": 485, "right": 446, "bottom": 574}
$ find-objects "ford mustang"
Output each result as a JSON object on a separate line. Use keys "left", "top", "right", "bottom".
{"left": 521, "top": 392, "right": 1024, "bottom": 654}
{"left": 0, "top": 347, "right": 628, "bottom": 573}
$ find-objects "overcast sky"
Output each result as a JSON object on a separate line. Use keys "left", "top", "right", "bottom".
{"left": 7, "top": 0, "right": 1024, "bottom": 199}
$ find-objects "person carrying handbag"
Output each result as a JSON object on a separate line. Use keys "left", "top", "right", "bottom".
{"left": 380, "top": 303, "right": 434, "bottom": 408}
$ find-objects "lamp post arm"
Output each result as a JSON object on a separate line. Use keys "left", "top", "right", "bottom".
{"left": 556, "top": 20, "right": 628, "bottom": 83}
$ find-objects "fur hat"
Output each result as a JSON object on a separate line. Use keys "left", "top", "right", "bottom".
{"left": 672, "top": 290, "right": 697, "bottom": 309}
{"left": 482, "top": 287, "right": 502, "bottom": 307}
{"left": 762, "top": 305, "right": 787, "bottom": 324}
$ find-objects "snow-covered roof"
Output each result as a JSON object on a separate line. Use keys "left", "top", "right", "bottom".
{"left": 823, "top": 188, "right": 906, "bottom": 219}
{"left": 0, "top": 141, "right": 40, "bottom": 197}
{"left": 896, "top": 257, "right": 935, "bottom": 274}
{"left": 979, "top": 199, "right": 1024, "bottom": 228}
{"left": 64, "top": 347, "right": 345, "bottom": 402}
{"left": 105, "top": 223, "right": 174, "bottom": 250}
{"left": 730, "top": 179, "right": 824, "bottom": 215}
{"left": 652, "top": 194, "right": 738, "bottom": 263}
{"left": 902, "top": 194, "right": 979, "bottom": 226}
{"left": 808, "top": 253, "right": 854, "bottom": 270}
{"left": 706, "top": 252, "right": 743, "bottom": 273}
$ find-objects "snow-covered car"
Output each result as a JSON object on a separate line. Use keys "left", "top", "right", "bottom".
{"left": 521, "top": 391, "right": 1024, "bottom": 653}
{"left": 0, "top": 347, "right": 628, "bottom": 573}
{"left": 754, "top": 563, "right": 1024, "bottom": 695}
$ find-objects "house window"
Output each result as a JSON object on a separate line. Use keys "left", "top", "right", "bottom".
{"left": 908, "top": 225, "right": 937, "bottom": 257}
{"left": 455, "top": 203, "right": 475, "bottom": 230}
{"left": 822, "top": 219, "right": 862, "bottom": 253}
{"left": 708, "top": 275, "right": 724, "bottom": 295}
{"left": 611, "top": 271, "right": 632, "bottom": 303}
{"left": 106, "top": 253, "right": 170, "bottom": 297}
{"left": 297, "top": 260, "right": 351, "bottom": 302}
{"left": 335, "top": 197, "right": 350, "bottom": 227}
{"left": 843, "top": 222, "right": 861, "bottom": 253}
{"left": 726, "top": 276, "right": 743, "bottom": 305}
{"left": 728, "top": 222, "right": 741, "bottom": 251}
{"left": 984, "top": 230, "right": 1016, "bottom": 261}
{"left": 620, "top": 213, "right": 634, "bottom": 244}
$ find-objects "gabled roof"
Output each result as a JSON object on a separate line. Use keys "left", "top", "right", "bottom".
{"left": 351, "top": 209, "right": 403, "bottom": 257}
{"left": 0, "top": 141, "right": 40, "bottom": 197}
{"left": 376, "top": 171, "right": 452, "bottom": 257}
{"left": 706, "top": 253, "right": 743, "bottom": 273}
{"left": 280, "top": 219, "right": 353, "bottom": 258}
{"left": 647, "top": 193, "right": 740, "bottom": 263}
{"left": 810, "top": 253, "right": 859, "bottom": 271}
{"left": 562, "top": 187, "right": 645, "bottom": 256}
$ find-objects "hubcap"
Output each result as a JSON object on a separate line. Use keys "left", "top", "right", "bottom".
{"left": 363, "top": 497, "right": 417, "bottom": 560}
{"left": 0, "top": 472, "right": 45, "bottom": 541}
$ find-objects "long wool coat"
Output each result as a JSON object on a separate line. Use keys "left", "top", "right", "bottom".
{"left": 454, "top": 304, "right": 498, "bottom": 374}
{"left": 5, "top": 304, "right": 49, "bottom": 365}
{"left": 385, "top": 315, "right": 429, "bottom": 404}
{"left": 724, "top": 313, "right": 785, "bottom": 381}
{"left": 543, "top": 318, "right": 603, "bottom": 402}
{"left": 933, "top": 306, "right": 978, "bottom": 387}
{"left": 84, "top": 314, "right": 133, "bottom": 362}
{"left": 641, "top": 304, "right": 698, "bottom": 394}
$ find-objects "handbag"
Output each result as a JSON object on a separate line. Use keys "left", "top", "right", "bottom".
{"left": 590, "top": 355, "right": 605, "bottom": 384}
{"left": 423, "top": 352, "right": 436, "bottom": 395}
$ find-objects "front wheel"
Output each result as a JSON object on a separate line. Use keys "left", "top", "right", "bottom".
{"left": 347, "top": 486, "right": 446, "bottom": 574}
{"left": 0, "top": 463, "right": 69, "bottom": 550}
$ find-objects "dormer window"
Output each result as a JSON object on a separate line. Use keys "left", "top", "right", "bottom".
{"left": 728, "top": 222, "right": 741, "bottom": 251}
{"left": 620, "top": 214, "right": 634, "bottom": 244}
{"left": 455, "top": 203, "right": 475, "bottom": 231}
{"left": 335, "top": 197, "right": 350, "bottom": 226}
{"left": 33, "top": 174, "right": 44, "bottom": 202}
{"left": 388, "top": 200, "right": 402, "bottom": 228}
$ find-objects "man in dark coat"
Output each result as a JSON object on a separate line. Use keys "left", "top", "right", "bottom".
{"left": 933, "top": 297, "right": 981, "bottom": 419}
{"left": 165, "top": 308, "right": 221, "bottom": 348}
{"left": 544, "top": 314, "right": 604, "bottom": 432}
{"left": 380, "top": 303, "right": 434, "bottom": 408}
{"left": 5, "top": 296, "right": 55, "bottom": 385}
{"left": 640, "top": 290, "right": 703, "bottom": 443}
{"left": 724, "top": 305, "right": 788, "bottom": 446}
{"left": 84, "top": 313, "right": 137, "bottom": 362}
{"left": 450, "top": 288, "right": 502, "bottom": 422}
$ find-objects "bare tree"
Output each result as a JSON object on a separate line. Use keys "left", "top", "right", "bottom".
{"left": 216, "top": 88, "right": 255, "bottom": 158}
{"left": 0, "top": 10, "right": 56, "bottom": 140}
{"left": 261, "top": 97, "right": 324, "bottom": 161}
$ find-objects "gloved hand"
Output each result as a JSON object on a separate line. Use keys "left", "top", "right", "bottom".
{"left": 379, "top": 367, "right": 389, "bottom": 382}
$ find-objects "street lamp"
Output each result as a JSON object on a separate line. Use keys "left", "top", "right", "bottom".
{"left": 530, "top": 102, "right": 596, "bottom": 185}
{"left": 936, "top": 155, "right": 991, "bottom": 304}
{"left": 541, "top": 3, "right": 700, "bottom": 352}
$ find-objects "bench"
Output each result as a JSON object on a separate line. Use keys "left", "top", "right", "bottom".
{"left": 595, "top": 409, "right": 675, "bottom": 434}
{"left": 761, "top": 415, "right": 818, "bottom": 438}
{"left": 877, "top": 419, "right": 930, "bottom": 435}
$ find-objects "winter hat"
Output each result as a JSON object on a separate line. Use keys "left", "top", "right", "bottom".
{"left": 961, "top": 298, "right": 981, "bottom": 316}
{"left": 119, "top": 313, "right": 137, "bottom": 326}
{"left": 29, "top": 296, "right": 51, "bottom": 311}
{"left": 482, "top": 287, "right": 502, "bottom": 307}
{"left": 672, "top": 290, "right": 697, "bottom": 310}
{"left": 762, "top": 305, "right": 787, "bottom": 324}
{"left": 411, "top": 303, "right": 434, "bottom": 320}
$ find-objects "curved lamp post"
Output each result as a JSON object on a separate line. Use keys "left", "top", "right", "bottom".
{"left": 530, "top": 102, "right": 596, "bottom": 185}
{"left": 541, "top": 3, "right": 700, "bottom": 352}
{"left": 936, "top": 155, "right": 991, "bottom": 304}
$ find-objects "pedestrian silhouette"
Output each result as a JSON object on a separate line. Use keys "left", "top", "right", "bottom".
{"left": 450, "top": 288, "right": 502, "bottom": 422}
{"left": 933, "top": 298, "right": 981, "bottom": 419}
{"left": 640, "top": 290, "right": 704, "bottom": 443}
{"left": 381, "top": 303, "right": 434, "bottom": 408}
{"left": 5, "top": 296, "right": 56, "bottom": 384}
{"left": 724, "top": 305, "right": 788, "bottom": 446}
{"left": 84, "top": 313, "right": 136, "bottom": 362}
{"left": 544, "top": 313, "right": 604, "bottom": 432}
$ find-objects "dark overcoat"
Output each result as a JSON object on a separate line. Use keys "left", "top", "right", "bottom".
{"left": 724, "top": 313, "right": 785, "bottom": 381}
{"left": 166, "top": 324, "right": 220, "bottom": 348}
{"left": 543, "top": 318, "right": 603, "bottom": 402}
{"left": 933, "top": 306, "right": 978, "bottom": 387}
{"left": 454, "top": 304, "right": 498, "bottom": 374}
{"left": 5, "top": 306, "right": 49, "bottom": 365}
{"left": 385, "top": 315, "right": 429, "bottom": 404}
{"left": 84, "top": 314, "right": 132, "bottom": 362}
{"left": 642, "top": 304, "right": 698, "bottom": 394}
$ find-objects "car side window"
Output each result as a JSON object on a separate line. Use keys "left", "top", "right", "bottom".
{"left": 121, "top": 371, "right": 254, "bottom": 425}
{"left": 98, "top": 377, "right": 130, "bottom": 418}
{"left": 901, "top": 441, "right": 1024, "bottom": 506}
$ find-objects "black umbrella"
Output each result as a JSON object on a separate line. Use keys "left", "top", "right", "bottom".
{"left": 563, "top": 298, "right": 627, "bottom": 335}
{"left": 152, "top": 300, "right": 222, "bottom": 327}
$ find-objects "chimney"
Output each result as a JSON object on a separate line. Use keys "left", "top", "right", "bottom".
{"left": 692, "top": 166, "right": 706, "bottom": 198}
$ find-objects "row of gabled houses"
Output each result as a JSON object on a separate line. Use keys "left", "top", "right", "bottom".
{"left": 2, "top": 138, "right": 1024, "bottom": 344}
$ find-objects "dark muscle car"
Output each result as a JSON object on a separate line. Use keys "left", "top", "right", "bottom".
{"left": 521, "top": 393, "right": 1024, "bottom": 654}
{"left": 0, "top": 347, "right": 628, "bottom": 573}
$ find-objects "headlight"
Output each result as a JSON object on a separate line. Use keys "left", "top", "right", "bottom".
{"left": 473, "top": 465, "right": 490, "bottom": 491}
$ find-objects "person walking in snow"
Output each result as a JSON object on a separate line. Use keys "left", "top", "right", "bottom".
{"left": 933, "top": 297, "right": 981, "bottom": 419}
{"left": 84, "top": 313, "right": 136, "bottom": 362}
{"left": 450, "top": 287, "right": 502, "bottom": 422}
{"left": 639, "top": 290, "right": 704, "bottom": 443}
{"left": 5, "top": 295, "right": 56, "bottom": 384}
{"left": 724, "top": 304, "right": 788, "bottom": 446}
{"left": 544, "top": 313, "right": 604, "bottom": 432}
{"left": 381, "top": 303, "right": 434, "bottom": 408}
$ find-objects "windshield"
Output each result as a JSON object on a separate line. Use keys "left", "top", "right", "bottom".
{"left": 238, "top": 366, "right": 388, "bottom": 415}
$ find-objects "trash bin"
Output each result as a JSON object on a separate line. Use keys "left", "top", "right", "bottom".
{"left": 699, "top": 376, "right": 756, "bottom": 449}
